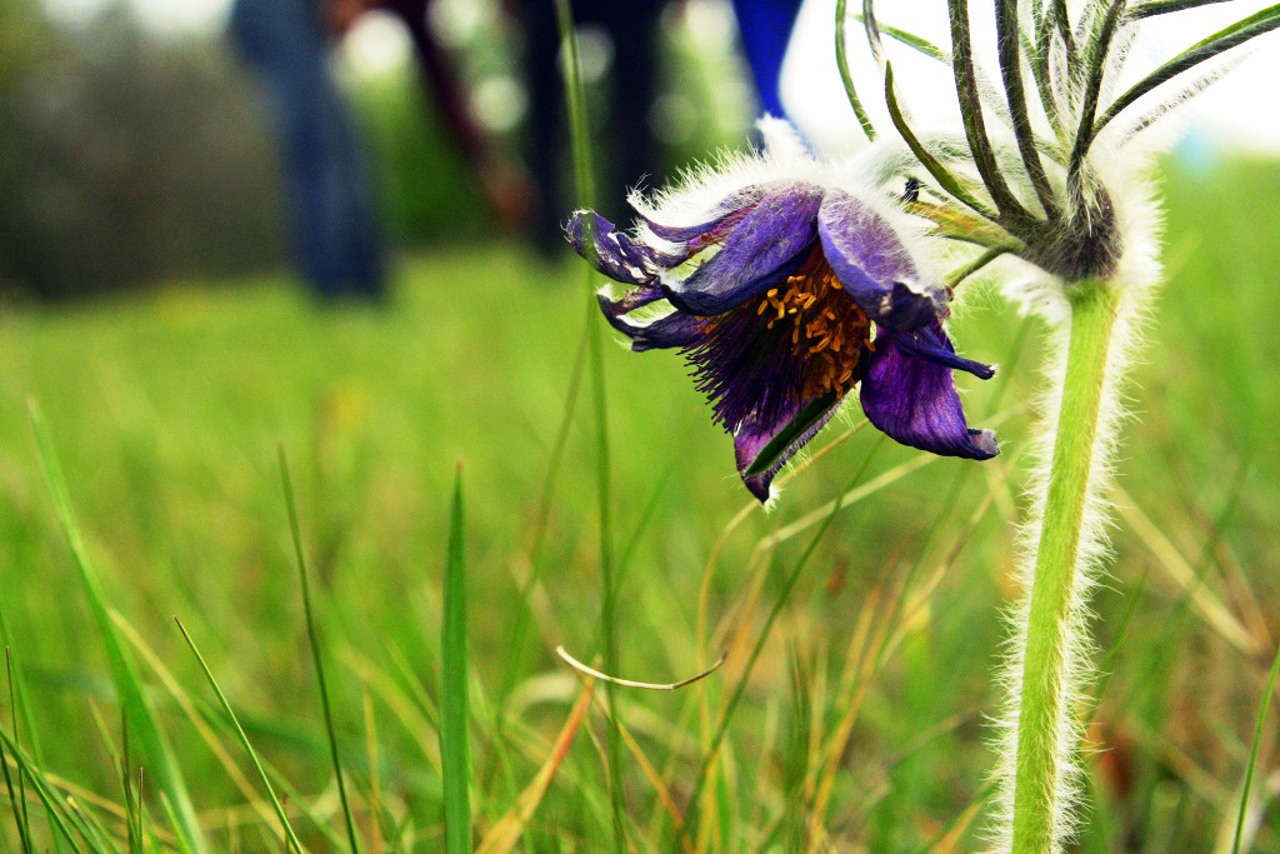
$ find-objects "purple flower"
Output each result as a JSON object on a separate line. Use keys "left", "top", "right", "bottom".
{"left": 567, "top": 121, "right": 998, "bottom": 502}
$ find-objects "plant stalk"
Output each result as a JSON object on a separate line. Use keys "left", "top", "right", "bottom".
{"left": 1010, "top": 278, "right": 1119, "bottom": 853}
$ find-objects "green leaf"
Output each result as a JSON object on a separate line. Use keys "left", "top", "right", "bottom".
{"left": 884, "top": 63, "right": 998, "bottom": 222}
{"left": 996, "top": 0, "right": 1060, "bottom": 217}
{"left": 173, "top": 617, "right": 304, "bottom": 854}
{"left": 279, "top": 446, "right": 362, "bottom": 853}
{"left": 440, "top": 465, "right": 472, "bottom": 854}
{"left": 28, "top": 402, "right": 208, "bottom": 854}
{"left": 946, "top": 0, "right": 1038, "bottom": 234}
{"left": 863, "top": 18, "right": 946, "bottom": 61}
{"left": 1067, "top": 0, "right": 1126, "bottom": 181}
{"left": 837, "top": 0, "right": 877, "bottom": 140}
{"left": 1128, "top": 0, "right": 1233, "bottom": 20}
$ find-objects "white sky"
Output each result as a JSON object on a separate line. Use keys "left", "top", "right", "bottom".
{"left": 781, "top": 0, "right": 1280, "bottom": 155}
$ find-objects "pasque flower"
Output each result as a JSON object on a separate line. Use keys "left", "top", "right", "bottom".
{"left": 568, "top": 119, "right": 997, "bottom": 502}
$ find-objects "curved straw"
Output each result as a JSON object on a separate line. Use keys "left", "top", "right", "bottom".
{"left": 555, "top": 646, "right": 728, "bottom": 692}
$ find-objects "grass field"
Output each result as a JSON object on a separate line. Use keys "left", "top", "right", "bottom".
{"left": 0, "top": 156, "right": 1278, "bottom": 852}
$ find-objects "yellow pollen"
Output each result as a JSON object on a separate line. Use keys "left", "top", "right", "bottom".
{"left": 759, "top": 251, "right": 871, "bottom": 399}
{"left": 696, "top": 251, "right": 873, "bottom": 402}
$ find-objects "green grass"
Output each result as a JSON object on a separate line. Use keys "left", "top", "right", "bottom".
{"left": 0, "top": 158, "right": 1278, "bottom": 851}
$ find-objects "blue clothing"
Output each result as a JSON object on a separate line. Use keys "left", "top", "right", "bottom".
{"left": 229, "top": 0, "right": 385, "bottom": 299}
{"left": 731, "top": 0, "right": 805, "bottom": 118}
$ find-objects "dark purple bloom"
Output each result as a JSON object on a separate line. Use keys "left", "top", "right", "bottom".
{"left": 569, "top": 164, "right": 997, "bottom": 502}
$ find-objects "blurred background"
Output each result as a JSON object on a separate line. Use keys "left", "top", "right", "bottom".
{"left": 2, "top": 0, "right": 1275, "bottom": 301}
{"left": 0, "top": 0, "right": 757, "bottom": 300}
{"left": 1, "top": 0, "right": 1279, "bottom": 850}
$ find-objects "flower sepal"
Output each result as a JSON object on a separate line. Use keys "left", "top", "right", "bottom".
{"left": 741, "top": 392, "right": 840, "bottom": 479}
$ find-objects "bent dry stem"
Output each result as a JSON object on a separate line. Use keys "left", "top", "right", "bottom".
{"left": 1011, "top": 279, "right": 1119, "bottom": 854}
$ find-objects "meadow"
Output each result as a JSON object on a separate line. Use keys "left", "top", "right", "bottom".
{"left": 0, "top": 155, "right": 1278, "bottom": 852}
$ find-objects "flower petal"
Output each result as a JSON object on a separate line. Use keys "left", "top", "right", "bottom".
{"left": 598, "top": 293, "right": 702, "bottom": 352}
{"left": 734, "top": 394, "right": 841, "bottom": 503}
{"left": 566, "top": 212, "right": 682, "bottom": 285}
{"left": 817, "top": 190, "right": 945, "bottom": 331}
{"left": 634, "top": 185, "right": 767, "bottom": 242}
{"left": 860, "top": 321, "right": 998, "bottom": 460}
{"left": 894, "top": 323, "right": 996, "bottom": 379}
{"left": 662, "top": 183, "right": 824, "bottom": 315}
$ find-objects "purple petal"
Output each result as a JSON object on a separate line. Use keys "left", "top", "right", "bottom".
{"left": 734, "top": 397, "right": 841, "bottom": 503}
{"left": 817, "top": 191, "right": 946, "bottom": 331}
{"left": 566, "top": 212, "right": 684, "bottom": 285}
{"left": 600, "top": 285, "right": 665, "bottom": 316}
{"left": 662, "top": 183, "right": 824, "bottom": 316}
{"left": 894, "top": 323, "right": 996, "bottom": 379}
{"left": 683, "top": 293, "right": 809, "bottom": 433}
{"left": 598, "top": 293, "right": 703, "bottom": 351}
{"left": 860, "top": 321, "right": 998, "bottom": 460}
{"left": 635, "top": 185, "right": 767, "bottom": 242}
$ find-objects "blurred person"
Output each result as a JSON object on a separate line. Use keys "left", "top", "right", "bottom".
{"left": 229, "top": 0, "right": 387, "bottom": 301}
{"left": 520, "top": 0, "right": 665, "bottom": 254}
{"left": 520, "top": 0, "right": 808, "bottom": 254}
{"left": 730, "top": 0, "right": 805, "bottom": 119}
{"left": 328, "top": 0, "right": 532, "bottom": 226}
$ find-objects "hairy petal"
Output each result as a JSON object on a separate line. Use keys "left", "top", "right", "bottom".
{"left": 860, "top": 322, "right": 998, "bottom": 459}
{"left": 567, "top": 212, "right": 683, "bottom": 285}
{"left": 634, "top": 185, "right": 766, "bottom": 242}
{"left": 598, "top": 292, "right": 702, "bottom": 352}
{"left": 894, "top": 322, "right": 996, "bottom": 378}
{"left": 733, "top": 397, "right": 841, "bottom": 503}
{"left": 817, "top": 190, "right": 946, "bottom": 330}
{"left": 662, "top": 183, "right": 824, "bottom": 315}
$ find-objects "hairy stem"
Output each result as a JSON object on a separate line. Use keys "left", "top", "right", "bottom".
{"left": 1010, "top": 278, "right": 1119, "bottom": 853}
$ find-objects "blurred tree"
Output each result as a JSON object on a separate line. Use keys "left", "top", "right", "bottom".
{"left": 0, "top": 7, "right": 284, "bottom": 299}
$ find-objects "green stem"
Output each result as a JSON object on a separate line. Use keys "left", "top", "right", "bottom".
{"left": 1010, "top": 279, "right": 1119, "bottom": 854}
{"left": 835, "top": 0, "right": 876, "bottom": 140}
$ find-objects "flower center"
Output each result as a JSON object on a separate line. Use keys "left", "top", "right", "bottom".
{"left": 754, "top": 252, "right": 870, "bottom": 400}
{"left": 685, "top": 250, "right": 872, "bottom": 435}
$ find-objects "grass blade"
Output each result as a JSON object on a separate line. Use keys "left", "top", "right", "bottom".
{"left": 278, "top": 445, "right": 362, "bottom": 854}
{"left": 686, "top": 437, "right": 885, "bottom": 821}
{"left": 172, "top": 617, "right": 303, "bottom": 854}
{"left": 440, "top": 464, "right": 472, "bottom": 854}
{"left": 0, "top": 726, "right": 86, "bottom": 854}
{"left": 476, "top": 677, "right": 595, "bottom": 854}
{"left": 551, "top": 0, "right": 625, "bottom": 845}
{"left": 4, "top": 650, "right": 33, "bottom": 853}
{"left": 0, "top": 603, "right": 57, "bottom": 854}
{"left": 0, "top": 722, "right": 33, "bottom": 853}
{"left": 27, "top": 400, "right": 207, "bottom": 854}
{"left": 495, "top": 306, "right": 590, "bottom": 716}
{"left": 1231, "top": 641, "right": 1280, "bottom": 854}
